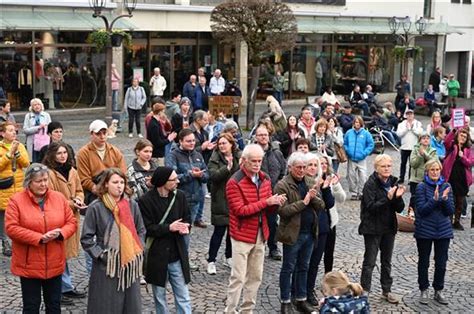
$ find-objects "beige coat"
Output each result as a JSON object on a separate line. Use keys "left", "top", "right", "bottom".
{"left": 48, "top": 168, "right": 84, "bottom": 259}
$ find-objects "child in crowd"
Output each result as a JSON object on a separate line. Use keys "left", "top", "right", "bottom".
{"left": 319, "top": 271, "right": 369, "bottom": 314}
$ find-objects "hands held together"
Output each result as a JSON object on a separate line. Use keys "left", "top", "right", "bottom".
{"left": 387, "top": 185, "right": 406, "bottom": 200}
{"left": 41, "top": 228, "right": 62, "bottom": 243}
{"left": 433, "top": 185, "right": 450, "bottom": 201}
{"left": 169, "top": 219, "right": 190, "bottom": 235}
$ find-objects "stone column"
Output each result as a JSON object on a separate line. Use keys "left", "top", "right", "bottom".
{"left": 235, "top": 41, "right": 248, "bottom": 111}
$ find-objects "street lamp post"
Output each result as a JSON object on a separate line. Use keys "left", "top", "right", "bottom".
{"left": 88, "top": 0, "right": 137, "bottom": 122}
{"left": 388, "top": 16, "right": 427, "bottom": 78}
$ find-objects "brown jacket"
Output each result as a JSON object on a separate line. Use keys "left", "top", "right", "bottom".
{"left": 0, "top": 141, "right": 30, "bottom": 210}
{"left": 48, "top": 168, "right": 84, "bottom": 259}
{"left": 274, "top": 175, "right": 324, "bottom": 245}
{"left": 76, "top": 142, "right": 126, "bottom": 193}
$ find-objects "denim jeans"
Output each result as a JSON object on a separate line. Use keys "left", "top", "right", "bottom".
{"left": 61, "top": 262, "right": 74, "bottom": 293}
{"left": 85, "top": 251, "right": 93, "bottom": 274}
{"left": 273, "top": 90, "right": 284, "bottom": 105}
{"left": 416, "top": 238, "right": 450, "bottom": 291}
{"left": 207, "top": 225, "right": 232, "bottom": 262}
{"left": 266, "top": 211, "right": 278, "bottom": 252}
{"left": 306, "top": 233, "right": 328, "bottom": 295}
{"left": 280, "top": 232, "right": 314, "bottom": 302}
{"left": 360, "top": 233, "right": 395, "bottom": 293}
{"left": 0, "top": 210, "right": 9, "bottom": 241}
{"left": 112, "top": 90, "right": 119, "bottom": 112}
{"left": 195, "top": 187, "right": 205, "bottom": 222}
{"left": 20, "top": 275, "right": 62, "bottom": 314}
{"left": 152, "top": 261, "right": 192, "bottom": 314}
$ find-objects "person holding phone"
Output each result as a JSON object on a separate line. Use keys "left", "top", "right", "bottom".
{"left": 43, "top": 141, "right": 87, "bottom": 304}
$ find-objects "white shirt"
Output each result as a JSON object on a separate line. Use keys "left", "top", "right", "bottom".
{"left": 150, "top": 75, "right": 167, "bottom": 96}
{"left": 209, "top": 76, "right": 226, "bottom": 95}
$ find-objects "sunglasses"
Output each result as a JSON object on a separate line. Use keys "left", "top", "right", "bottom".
{"left": 30, "top": 165, "right": 48, "bottom": 172}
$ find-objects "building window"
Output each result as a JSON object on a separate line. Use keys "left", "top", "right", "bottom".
{"left": 462, "top": 0, "right": 471, "bottom": 4}
{"left": 424, "top": 0, "right": 432, "bottom": 17}
{"left": 451, "top": 0, "right": 460, "bottom": 3}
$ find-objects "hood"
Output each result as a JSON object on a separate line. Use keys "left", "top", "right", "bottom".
{"left": 323, "top": 295, "right": 369, "bottom": 313}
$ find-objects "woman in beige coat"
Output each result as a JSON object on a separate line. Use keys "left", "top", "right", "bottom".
{"left": 43, "top": 141, "right": 87, "bottom": 302}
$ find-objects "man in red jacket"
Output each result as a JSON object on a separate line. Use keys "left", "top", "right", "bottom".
{"left": 225, "top": 144, "right": 287, "bottom": 313}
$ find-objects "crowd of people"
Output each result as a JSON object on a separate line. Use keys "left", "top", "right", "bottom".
{"left": 0, "top": 67, "right": 473, "bottom": 313}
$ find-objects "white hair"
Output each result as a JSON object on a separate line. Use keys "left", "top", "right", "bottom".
{"left": 242, "top": 144, "right": 264, "bottom": 159}
{"left": 287, "top": 151, "right": 307, "bottom": 167}
{"left": 29, "top": 98, "right": 44, "bottom": 112}
{"left": 305, "top": 152, "right": 323, "bottom": 182}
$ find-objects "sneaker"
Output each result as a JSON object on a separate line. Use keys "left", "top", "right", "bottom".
{"left": 420, "top": 290, "right": 429, "bottom": 305}
{"left": 452, "top": 221, "right": 464, "bottom": 230}
{"left": 128, "top": 133, "right": 133, "bottom": 138}
{"left": 140, "top": 276, "right": 147, "bottom": 285}
{"left": 2, "top": 240, "right": 12, "bottom": 257}
{"left": 60, "top": 295, "right": 74, "bottom": 306}
{"left": 295, "top": 300, "right": 314, "bottom": 313}
{"left": 350, "top": 194, "right": 359, "bottom": 201}
{"left": 382, "top": 292, "right": 400, "bottom": 304}
{"left": 223, "top": 258, "right": 233, "bottom": 268}
{"left": 434, "top": 290, "right": 448, "bottom": 305}
{"left": 189, "top": 261, "right": 199, "bottom": 271}
{"left": 138, "top": 133, "right": 143, "bottom": 138}
{"left": 461, "top": 214, "right": 467, "bottom": 219}
{"left": 205, "top": 193, "right": 211, "bottom": 199}
{"left": 193, "top": 220, "right": 208, "bottom": 228}
{"left": 269, "top": 248, "right": 282, "bottom": 261}
{"left": 207, "top": 262, "right": 217, "bottom": 275}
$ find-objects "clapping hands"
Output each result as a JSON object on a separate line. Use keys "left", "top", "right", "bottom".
{"left": 169, "top": 219, "right": 190, "bottom": 235}
{"left": 41, "top": 228, "right": 62, "bottom": 243}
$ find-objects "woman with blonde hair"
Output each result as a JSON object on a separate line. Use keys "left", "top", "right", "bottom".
{"left": 23, "top": 98, "right": 51, "bottom": 162}
{"left": 319, "top": 271, "right": 369, "bottom": 313}
{"left": 426, "top": 111, "right": 442, "bottom": 135}
{"left": 310, "top": 118, "right": 334, "bottom": 158}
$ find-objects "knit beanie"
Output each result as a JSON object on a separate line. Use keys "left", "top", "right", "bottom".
{"left": 151, "top": 166, "right": 174, "bottom": 187}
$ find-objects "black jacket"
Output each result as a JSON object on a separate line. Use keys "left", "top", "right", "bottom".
{"left": 138, "top": 189, "right": 191, "bottom": 287}
{"left": 359, "top": 172, "right": 405, "bottom": 235}
{"left": 260, "top": 143, "right": 286, "bottom": 189}
{"left": 147, "top": 117, "right": 169, "bottom": 158}
{"left": 171, "top": 112, "right": 194, "bottom": 142}
{"left": 274, "top": 128, "right": 305, "bottom": 159}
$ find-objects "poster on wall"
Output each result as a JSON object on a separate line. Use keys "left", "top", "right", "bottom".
{"left": 204, "top": 55, "right": 211, "bottom": 67}
{"left": 133, "top": 68, "right": 144, "bottom": 82}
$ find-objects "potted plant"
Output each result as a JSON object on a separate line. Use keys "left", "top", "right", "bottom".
{"left": 111, "top": 30, "right": 132, "bottom": 49}
{"left": 87, "top": 29, "right": 132, "bottom": 51}
{"left": 391, "top": 45, "right": 423, "bottom": 61}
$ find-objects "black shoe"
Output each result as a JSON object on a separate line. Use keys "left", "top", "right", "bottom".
{"left": 193, "top": 220, "right": 208, "bottom": 228}
{"left": 62, "top": 289, "right": 86, "bottom": 298}
{"left": 452, "top": 222, "right": 464, "bottom": 230}
{"left": 307, "top": 290, "right": 318, "bottom": 306}
{"left": 61, "top": 295, "right": 74, "bottom": 305}
{"left": 281, "top": 302, "right": 294, "bottom": 314}
{"left": 269, "top": 249, "right": 282, "bottom": 261}
{"left": 398, "top": 179, "right": 404, "bottom": 184}
{"left": 295, "top": 300, "right": 315, "bottom": 313}
{"left": 2, "top": 240, "right": 12, "bottom": 257}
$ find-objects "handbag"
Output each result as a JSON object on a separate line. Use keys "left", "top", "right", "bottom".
{"left": 33, "top": 128, "right": 50, "bottom": 152}
{"left": 0, "top": 176, "right": 14, "bottom": 189}
{"left": 334, "top": 142, "right": 348, "bottom": 163}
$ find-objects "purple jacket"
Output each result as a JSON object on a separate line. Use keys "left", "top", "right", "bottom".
{"left": 442, "top": 130, "right": 474, "bottom": 186}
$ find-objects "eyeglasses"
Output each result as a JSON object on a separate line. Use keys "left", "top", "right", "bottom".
{"left": 30, "top": 165, "right": 48, "bottom": 172}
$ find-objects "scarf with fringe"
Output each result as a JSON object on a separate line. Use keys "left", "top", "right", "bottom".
{"left": 102, "top": 193, "right": 143, "bottom": 291}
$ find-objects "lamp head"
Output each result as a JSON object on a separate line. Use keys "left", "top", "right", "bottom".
{"left": 123, "top": 0, "right": 137, "bottom": 15}
{"left": 415, "top": 17, "right": 427, "bottom": 34}
{"left": 89, "top": 0, "right": 106, "bottom": 17}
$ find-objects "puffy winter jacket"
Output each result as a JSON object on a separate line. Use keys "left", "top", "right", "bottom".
{"left": 409, "top": 143, "right": 438, "bottom": 184}
{"left": 430, "top": 136, "right": 446, "bottom": 160}
{"left": 6, "top": 189, "right": 77, "bottom": 279}
{"left": 0, "top": 141, "right": 30, "bottom": 209}
{"left": 414, "top": 176, "right": 454, "bottom": 240}
{"left": 343, "top": 128, "right": 374, "bottom": 162}
{"left": 226, "top": 167, "right": 275, "bottom": 243}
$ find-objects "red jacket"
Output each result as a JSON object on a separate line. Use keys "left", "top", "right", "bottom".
{"left": 226, "top": 166, "right": 275, "bottom": 243}
{"left": 6, "top": 189, "right": 77, "bottom": 279}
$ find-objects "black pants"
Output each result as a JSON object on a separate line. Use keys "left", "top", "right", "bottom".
{"left": 360, "top": 234, "right": 395, "bottom": 293}
{"left": 409, "top": 182, "right": 419, "bottom": 210}
{"left": 266, "top": 211, "right": 278, "bottom": 252}
{"left": 416, "top": 238, "right": 450, "bottom": 291}
{"left": 324, "top": 226, "right": 336, "bottom": 273}
{"left": 399, "top": 150, "right": 411, "bottom": 182}
{"left": 20, "top": 275, "right": 62, "bottom": 314}
{"left": 128, "top": 108, "right": 141, "bottom": 134}
{"left": 307, "top": 233, "right": 328, "bottom": 294}
{"left": 207, "top": 225, "right": 232, "bottom": 262}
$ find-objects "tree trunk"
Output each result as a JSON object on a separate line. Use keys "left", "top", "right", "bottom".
{"left": 246, "top": 65, "right": 260, "bottom": 129}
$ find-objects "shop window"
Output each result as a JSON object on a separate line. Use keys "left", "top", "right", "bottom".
{"left": 331, "top": 45, "right": 369, "bottom": 95}
{"left": 0, "top": 31, "right": 32, "bottom": 44}
{"left": 335, "top": 34, "right": 368, "bottom": 44}
{"left": 451, "top": 0, "right": 460, "bottom": 3}
{"left": 462, "top": 0, "right": 471, "bottom": 3}
{"left": 297, "top": 34, "right": 332, "bottom": 44}
{"left": 424, "top": 0, "right": 433, "bottom": 17}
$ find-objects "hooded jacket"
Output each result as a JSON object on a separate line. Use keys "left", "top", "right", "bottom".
{"left": 409, "top": 142, "right": 438, "bottom": 184}
{"left": 343, "top": 127, "right": 374, "bottom": 162}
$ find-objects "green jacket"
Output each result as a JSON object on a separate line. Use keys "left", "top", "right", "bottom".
{"left": 409, "top": 143, "right": 438, "bottom": 183}
{"left": 274, "top": 174, "right": 325, "bottom": 245}
{"left": 272, "top": 75, "right": 285, "bottom": 92}
{"left": 447, "top": 79, "right": 460, "bottom": 97}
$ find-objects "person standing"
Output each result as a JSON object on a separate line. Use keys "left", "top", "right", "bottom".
{"left": 225, "top": 144, "right": 286, "bottom": 313}
{"left": 138, "top": 167, "right": 192, "bottom": 313}
{"left": 209, "top": 69, "right": 226, "bottom": 96}
{"left": 274, "top": 115, "right": 305, "bottom": 159}
{"left": 127, "top": 139, "right": 159, "bottom": 200}
{"left": 0, "top": 100, "right": 15, "bottom": 124}
{"left": 272, "top": 70, "right": 285, "bottom": 105}
{"left": 111, "top": 63, "right": 121, "bottom": 112}
{"left": 183, "top": 75, "right": 197, "bottom": 107}
{"left": 275, "top": 152, "right": 324, "bottom": 313}
{"left": 6, "top": 163, "right": 77, "bottom": 313}
{"left": 194, "top": 76, "right": 211, "bottom": 111}
{"left": 395, "top": 75, "right": 411, "bottom": 107}
{"left": 150, "top": 67, "right": 167, "bottom": 98}
{"left": 22, "top": 98, "right": 51, "bottom": 162}
{"left": 124, "top": 78, "right": 147, "bottom": 138}
{"left": 81, "top": 168, "right": 145, "bottom": 314}
{"left": 446, "top": 74, "right": 460, "bottom": 108}
{"left": 165, "top": 91, "right": 181, "bottom": 120}
{"left": 206, "top": 133, "right": 241, "bottom": 275}
{"left": 0, "top": 121, "right": 30, "bottom": 256}
{"left": 396, "top": 109, "right": 423, "bottom": 184}
{"left": 315, "top": 58, "right": 323, "bottom": 96}
{"left": 343, "top": 116, "right": 374, "bottom": 200}
{"left": 359, "top": 154, "right": 406, "bottom": 304}
{"left": 171, "top": 97, "right": 193, "bottom": 138}
{"left": 415, "top": 159, "right": 454, "bottom": 305}
{"left": 38, "top": 121, "right": 75, "bottom": 165}
{"left": 428, "top": 67, "right": 441, "bottom": 92}
{"left": 146, "top": 103, "right": 177, "bottom": 165}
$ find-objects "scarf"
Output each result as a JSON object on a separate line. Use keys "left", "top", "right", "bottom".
{"left": 102, "top": 193, "right": 143, "bottom": 291}
{"left": 53, "top": 162, "right": 71, "bottom": 181}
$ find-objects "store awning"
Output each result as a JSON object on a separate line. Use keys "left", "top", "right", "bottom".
{"left": 297, "top": 18, "right": 463, "bottom": 35}
{"left": 0, "top": 9, "right": 135, "bottom": 31}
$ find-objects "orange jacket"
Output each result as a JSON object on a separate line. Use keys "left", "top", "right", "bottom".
{"left": 6, "top": 189, "right": 77, "bottom": 279}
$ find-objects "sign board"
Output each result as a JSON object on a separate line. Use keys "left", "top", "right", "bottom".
{"left": 209, "top": 96, "right": 242, "bottom": 116}
{"left": 451, "top": 108, "right": 465, "bottom": 129}
{"left": 133, "top": 68, "right": 144, "bottom": 82}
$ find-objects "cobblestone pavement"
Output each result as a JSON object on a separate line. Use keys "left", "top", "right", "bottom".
{"left": 1, "top": 111, "right": 473, "bottom": 313}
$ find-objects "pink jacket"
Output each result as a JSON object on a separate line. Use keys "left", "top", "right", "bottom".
{"left": 111, "top": 68, "right": 121, "bottom": 91}
{"left": 442, "top": 130, "right": 474, "bottom": 186}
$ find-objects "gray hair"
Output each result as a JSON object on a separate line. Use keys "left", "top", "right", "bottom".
{"left": 287, "top": 151, "right": 307, "bottom": 167}
{"left": 23, "top": 163, "right": 49, "bottom": 188}
{"left": 193, "top": 110, "right": 207, "bottom": 121}
{"left": 242, "top": 144, "right": 264, "bottom": 159}
{"left": 29, "top": 98, "right": 44, "bottom": 112}
{"left": 223, "top": 120, "right": 239, "bottom": 131}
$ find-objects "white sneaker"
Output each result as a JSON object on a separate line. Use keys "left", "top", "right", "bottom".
{"left": 138, "top": 133, "right": 143, "bottom": 138}
{"left": 207, "top": 262, "right": 217, "bottom": 275}
{"left": 140, "top": 276, "right": 146, "bottom": 285}
{"left": 205, "top": 193, "right": 211, "bottom": 199}
{"left": 224, "top": 258, "right": 233, "bottom": 268}
{"left": 128, "top": 133, "right": 133, "bottom": 138}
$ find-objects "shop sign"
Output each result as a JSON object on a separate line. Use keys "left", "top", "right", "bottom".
{"left": 209, "top": 96, "right": 241, "bottom": 116}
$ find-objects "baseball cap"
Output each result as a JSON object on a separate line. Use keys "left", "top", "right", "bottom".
{"left": 405, "top": 109, "right": 414, "bottom": 114}
{"left": 89, "top": 120, "right": 108, "bottom": 133}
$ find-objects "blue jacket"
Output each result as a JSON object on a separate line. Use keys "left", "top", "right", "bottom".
{"left": 414, "top": 176, "right": 454, "bottom": 240}
{"left": 182, "top": 82, "right": 196, "bottom": 106}
{"left": 165, "top": 147, "right": 208, "bottom": 206}
{"left": 338, "top": 113, "right": 354, "bottom": 134}
{"left": 194, "top": 85, "right": 210, "bottom": 110}
{"left": 343, "top": 128, "right": 374, "bottom": 161}
{"left": 430, "top": 136, "right": 446, "bottom": 160}
{"left": 320, "top": 294, "right": 369, "bottom": 314}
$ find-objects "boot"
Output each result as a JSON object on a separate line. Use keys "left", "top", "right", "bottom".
{"left": 295, "top": 300, "right": 315, "bottom": 313}
{"left": 2, "top": 240, "right": 12, "bottom": 257}
{"left": 281, "top": 302, "right": 294, "bottom": 314}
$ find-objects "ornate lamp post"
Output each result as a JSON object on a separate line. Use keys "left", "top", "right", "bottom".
{"left": 88, "top": 0, "right": 137, "bottom": 121}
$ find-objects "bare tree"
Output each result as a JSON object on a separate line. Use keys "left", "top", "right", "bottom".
{"left": 211, "top": 0, "right": 297, "bottom": 128}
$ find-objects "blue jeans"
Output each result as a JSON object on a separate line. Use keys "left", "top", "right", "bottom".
{"left": 280, "top": 232, "right": 314, "bottom": 302}
{"left": 85, "top": 251, "right": 93, "bottom": 274}
{"left": 195, "top": 188, "right": 205, "bottom": 222}
{"left": 273, "top": 90, "right": 284, "bottom": 105}
{"left": 307, "top": 233, "right": 328, "bottom": 295}
{"left": 20, "top": 275, "right": 62, "bottom": 314}
{"left": 152, "top": 261, "right": 192, "bottom": 314}
{"left": 416, "top": 238, "right": 450, "bottom": 291}
{"left": 61, "top": 262, "right": 74, "bottom": 293}
{"left": 266, "top": 211, "right": 278, "bottom": 252}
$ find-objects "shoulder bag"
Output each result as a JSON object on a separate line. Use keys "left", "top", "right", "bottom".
{"left": 334, "top": 142, "right": 348, "bottom": 163}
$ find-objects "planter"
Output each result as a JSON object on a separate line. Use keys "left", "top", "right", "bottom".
{"left": 111, "top": 33, "right": 124, "bottom": 47}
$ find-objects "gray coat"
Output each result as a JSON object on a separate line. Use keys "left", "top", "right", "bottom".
{"left": 124, "top": 86, "right": 147, "bottom": 110}
{"left": 22, "top": 111, "right": 51, "bottom": 160}
{"left": 81, "top": 198, "right": 145, "bottom": 314}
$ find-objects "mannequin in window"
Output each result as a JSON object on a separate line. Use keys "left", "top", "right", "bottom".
{"left": 52, "top": 64, "right": 64, "bottom": 108}
{"left": 18, "top": 64, "right": 33, "bottom": 109}
{"left": 34, "top": 56, "right": 46, "bottom": 99}
{"left": 44, "top": 62, "right": 55, "bottom": 109}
